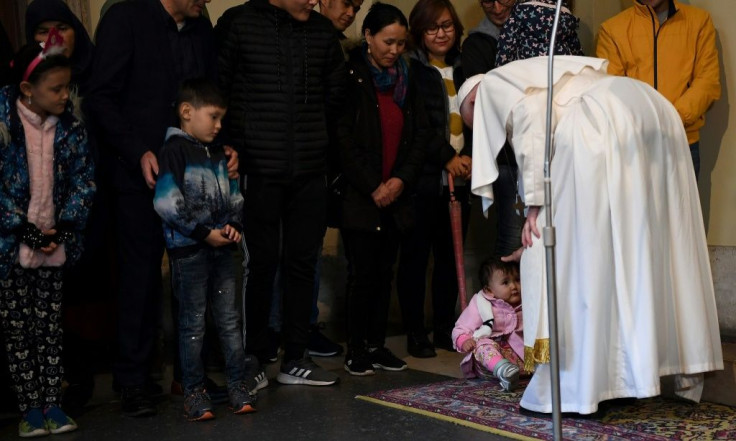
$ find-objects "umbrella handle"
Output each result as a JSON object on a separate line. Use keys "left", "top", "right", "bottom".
{"left": 448, "top": 172, "right": 456, "bottom": 201}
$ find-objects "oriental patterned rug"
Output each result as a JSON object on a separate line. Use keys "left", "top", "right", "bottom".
{"left": 356, "top": 379, "right": 736, "bottom": 440}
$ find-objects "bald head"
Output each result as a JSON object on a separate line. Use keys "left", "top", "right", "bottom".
{"left": 458, "top": 74, "right": 484, "bottom": 128}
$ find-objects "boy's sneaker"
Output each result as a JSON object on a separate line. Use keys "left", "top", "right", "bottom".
{"left": 344, "top": 349, "right": 375, "bottom": 376}
{"left": 493, "top": 359, "right": 520, "bottom": 392}
{"left": 183, "top": 389, "right": 214, "bottom": 422}
{"left": 368, "top": 346, "right": 408, "bottom": 371}
{"left": 171, "top": 377, "right": 228, "bottom": 404}
{"left": 43, "top": 405, "right": 77, "bottom": 434}
{"left": 228, "top": 382, "right": 257, "bottom": 414}
{"left": 18, "top": 408, "right": 48, "bottom": 438}
{"left": 244, "top": 355, "right": 269, "bottom": 394}
{"left": 277, "top": 351, "right": 339, "bottom": 386}
{"left": 308, "top": 325, "right": 344, "bottom": 357}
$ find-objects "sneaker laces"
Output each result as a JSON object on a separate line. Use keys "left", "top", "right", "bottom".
{"left": 292, "top": 355, "right": 319, "bottom": 370}
{"left": 369, "top": 346, "right": 396, "bottom": 359}
{"left": 231, "top": 382, "right": 254, "bottom": 400}
{"left": 186, "top": 390, "right": 211, "bottom": 407}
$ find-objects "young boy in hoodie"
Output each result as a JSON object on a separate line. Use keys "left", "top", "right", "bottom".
{"left": 153, "top": 78, "right": 254, "bottom": 421}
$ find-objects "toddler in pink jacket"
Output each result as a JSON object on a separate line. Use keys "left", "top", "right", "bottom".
{"left": 452, "top": 258, "right": 524, "bottom": 391}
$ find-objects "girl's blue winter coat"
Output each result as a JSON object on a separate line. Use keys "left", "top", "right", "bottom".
{"left": 0, "top": 85, "right": 96, "bottom": 278}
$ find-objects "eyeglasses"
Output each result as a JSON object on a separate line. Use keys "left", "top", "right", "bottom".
{"left": 425, "top": 20, "right": 455, "bottom": 36}
{"left": 480, "top": 0, "right": 515, "bottom": 6}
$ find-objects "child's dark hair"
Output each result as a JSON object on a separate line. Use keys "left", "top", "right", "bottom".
{"left": 362, "top": 2, "right": 408, "bottom": 36}
{"left": 11, "top": 43, "right": 70, "bottom": 85}
{"left": 176, "top": 77, "right": 227, "bottom": 110}
{"left": 478, "top": 257, "right": 519, "bottom": 289}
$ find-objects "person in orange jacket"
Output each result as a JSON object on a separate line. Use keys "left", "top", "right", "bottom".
{"left": 596, "top": 0, "right": 720, "bottom": 180}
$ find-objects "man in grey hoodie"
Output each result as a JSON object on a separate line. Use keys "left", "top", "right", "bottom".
{"left": 461, "top": 0, "right": 515, "bottom": 77}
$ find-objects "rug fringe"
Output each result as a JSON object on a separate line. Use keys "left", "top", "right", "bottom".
{"left": 355, "top": 395, "right": 541, "bottom": 441}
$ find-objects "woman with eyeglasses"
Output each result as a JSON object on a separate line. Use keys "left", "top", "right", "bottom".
{"left": 338, "top": 2, "right": 428, "bottom": 376}
{"left": 394, "top": 0, "right": 468, "bottom": 359}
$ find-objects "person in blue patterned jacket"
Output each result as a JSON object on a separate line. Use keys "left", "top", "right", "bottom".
{"left": 0, "top": 41, "right": 95, "bottom": 437}
{"left": 495, "top": 0, "right": 583, "bottom": 67}
{"left": 153, "top": 78, "right": 253, "bottom": 422}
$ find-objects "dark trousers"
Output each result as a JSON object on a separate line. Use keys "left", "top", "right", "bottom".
{"left": 690, "top": 141, "right": 700, "bottom": 181}
{"left": 397, "top": 185, "right": 470, "bottom": 336}
{"left": 491, "top": 164, "right": 524, "bottom": 257}
{"left": 62, "top": 174, "right": 115, "bottom": 392}
{"left": 113, "top": 191, "right": 164, "bottom": 387}
{"left": 242, "top": 175, "right": 326, "bottom": 363}
{"left": 343, "top": 216, "right": 400, "bottom": 350}
{"left": 0, "top": 266, "right": 65, "bottom": 412}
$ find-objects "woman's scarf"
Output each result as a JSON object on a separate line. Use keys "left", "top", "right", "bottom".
{"left": 362, "top": 43, "right": 408, "bottom": 108}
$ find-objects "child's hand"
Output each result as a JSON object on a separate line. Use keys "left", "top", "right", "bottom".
{"left": 221, "top": 224, "right": 241, "bottom": 243}
{"left": 205, "top": 229, "right": 234, "bottom": 247}
{"left": 461, "top": 339, "right": 476, "bottom": 353}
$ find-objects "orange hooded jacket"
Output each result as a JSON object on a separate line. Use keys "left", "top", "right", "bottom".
{"left": 597, "top": 0, "right": 720, "bottom": 144}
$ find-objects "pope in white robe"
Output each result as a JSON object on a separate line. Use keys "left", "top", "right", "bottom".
{"left": 459, "top": 56, "right": 723, "bottom": 414}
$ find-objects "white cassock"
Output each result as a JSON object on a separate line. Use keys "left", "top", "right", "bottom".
{"left": 471, "top": 56, "right": 723, "bottom": 414}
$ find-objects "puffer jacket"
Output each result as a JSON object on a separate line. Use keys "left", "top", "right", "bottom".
{"left": 338, "top": 47, "right": 428, "bottom": 232}
{"left": 217, "top": 0, "right": 345, "bottom": 178}
{"left": 597, "top": 0, "right": 720, "bottom": 144}
{"left": 0, "top": 86, "right": 95, "bottom": 278}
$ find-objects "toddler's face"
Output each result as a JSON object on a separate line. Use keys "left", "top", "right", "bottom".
{"left": 486, "top": 268, "right": 521, "bottom": 306}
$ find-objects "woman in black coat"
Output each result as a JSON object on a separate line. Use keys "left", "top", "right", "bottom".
{"left": 339, "top": 2, "right": 428, "bottom": 377}
{"left": 397, "top": 0, "right": 470, "bottom": 358}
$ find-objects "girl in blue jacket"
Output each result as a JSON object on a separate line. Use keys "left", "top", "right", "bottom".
{"left": 0, "top": 35, "right": 95, "bottom": 437}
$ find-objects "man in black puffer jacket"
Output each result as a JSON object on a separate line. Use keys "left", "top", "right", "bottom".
{"left": 218, "top": 0, "right": 345, "bottom": 388}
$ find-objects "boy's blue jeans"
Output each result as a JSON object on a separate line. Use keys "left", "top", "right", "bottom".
{"left": 171, "top": 246, "right": 245, "bottom": 394}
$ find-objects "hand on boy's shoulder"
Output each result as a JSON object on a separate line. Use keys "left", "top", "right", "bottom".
{"left": 140, "top": 150, "right": 159, "bottom": 189}
{"left": 223, "top": 145, "right": 239, "bottom": 179}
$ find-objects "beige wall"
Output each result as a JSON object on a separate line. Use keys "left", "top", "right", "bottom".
{"left": 85, "top": 0, "right": 736, "bottom": 245}
{"left": 692, "top": 0, "right": 736, "bottom": 246}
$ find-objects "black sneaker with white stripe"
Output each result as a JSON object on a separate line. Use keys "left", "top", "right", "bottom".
{"left": 276, "top": 352, "right": 339, "bottom": 386}
{"left": 244, "top": 355, "right": 268, "bottom": 394}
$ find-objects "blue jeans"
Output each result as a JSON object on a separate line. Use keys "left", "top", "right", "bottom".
{"left": 171, "top": 247, "right": 245, "bottom": 394}
{"left": 492, "top": 164, "right": 524, "bottom": 257}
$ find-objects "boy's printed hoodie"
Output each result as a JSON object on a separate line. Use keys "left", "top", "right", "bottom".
{"left": 153, "top": 128, "right": 243, "bottom": 257}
